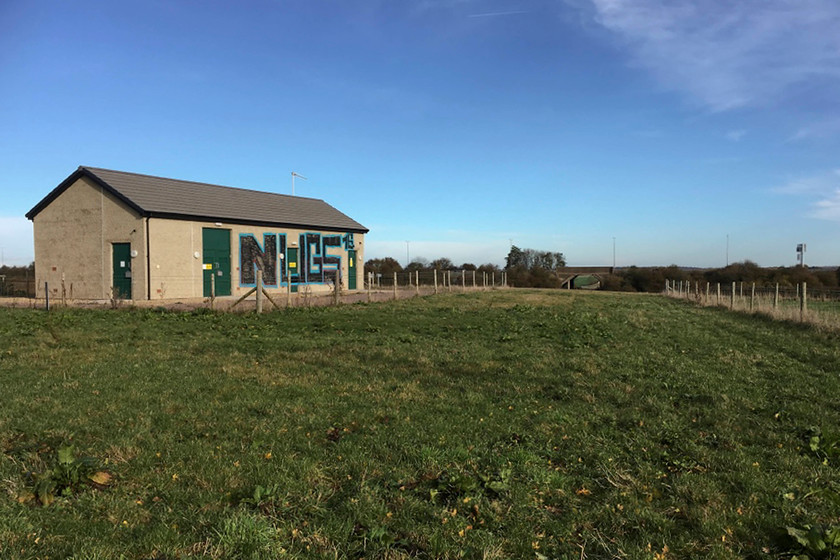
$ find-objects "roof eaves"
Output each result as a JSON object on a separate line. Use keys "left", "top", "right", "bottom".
{"left": 26, "top": 166, "right": 149, "bottom": 220}
{"left": 147, "top": 211, "right": 369, "bottom": 234}
{"left": 80, "top": 167, "right": 148, "bottom": 216}
{"left": 25, "top": 167, "right": 85, "bottom": 220}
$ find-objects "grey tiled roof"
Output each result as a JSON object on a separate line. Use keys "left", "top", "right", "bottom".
{"left": 28, "top": 166, "right": 368, "bottom": 233}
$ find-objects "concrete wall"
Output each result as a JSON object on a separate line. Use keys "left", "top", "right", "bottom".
{"left": 33, "top": 176, "right": 146, "bottom": 300}
{"left": 148, "top": 220, "right": 365, "bottom": 300}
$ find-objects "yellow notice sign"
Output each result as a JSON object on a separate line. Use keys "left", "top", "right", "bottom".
{"left": 289, "top": 263, "right": 297, "bottom": 269}
{"left": 202, "top": 264, "right": 213, "bottom": 270}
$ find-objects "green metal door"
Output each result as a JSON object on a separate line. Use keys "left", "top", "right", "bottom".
{"left": 287, "top": 247, "right": 299, "bottom": 293}
{"left": 112, "top": 243, "right": 132, "bottom": 299}
{"left": 348, "top": 250, "right": 357, "bottom": 290}
{"left": 203, "top": 228, "right": 231, "bottom": 297}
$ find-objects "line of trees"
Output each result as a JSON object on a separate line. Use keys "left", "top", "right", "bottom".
{"left": 364, "top": 246, "right": 567, "bottom": 289}
{"left": 364, "top": 257, "right": 502, "bottom": 277}
{"left": 601, "top": 261, "right": 840, "bottom": 293}
{"left": 505, "top": 246, "right": 566, "bottom": 288}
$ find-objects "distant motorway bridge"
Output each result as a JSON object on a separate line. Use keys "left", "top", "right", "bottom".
{"left": 557, "top": 267, "right": 615, "bottom": 289}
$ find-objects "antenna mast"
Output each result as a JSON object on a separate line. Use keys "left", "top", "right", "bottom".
{"left": 291, "top": 172, "right": 308, "bottom": 196}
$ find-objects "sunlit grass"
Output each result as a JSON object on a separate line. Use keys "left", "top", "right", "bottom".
{"left": 1, "top": 290, "right": 839, "bottom": 559}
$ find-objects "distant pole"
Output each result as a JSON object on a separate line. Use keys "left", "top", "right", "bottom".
{"left": 291, "top": 172, "right": 308, "bottom": 196}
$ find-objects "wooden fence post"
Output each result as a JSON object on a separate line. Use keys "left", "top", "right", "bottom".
{"left": 716, "top": 283, "right": 720, "bottom": 304}
{"left": 706, "top": 282, "right": 710, "bottom": 304}
{"left": 749, "top": 282, "right": 755, "bottom": 312}
{"left": 773, "top": 283, "right": 778, "bottom": 310}
{"left": 491, "top": 272, "right": 495, "bottom": 289}
{"left": 434, "top": 269, "right": 438, "bottom": 294}
{"left": 256, "top": 274, "right": 263, "bottom": 314}
{"left": 210, "top": 273, "right": 216, "bottom": 310}
{"left": 730, "top": 282, "right": 735, "bottom": 309}
{"left": 462, "top": 270, "right": 466, "bottom": 291}
{"left": 472, "top": 270, "right": 476, "bottom": 289}
{"left": 800, "top": 282, "right": 807, "bottom": 321}
{"left": 393, "top": 272, "right": 398, "bottom": 300}
{"left": 367, "top": 272, "right": 372, "bottom": 303}
{"left": 416, "top": 271, "right": 420, "bottom": 296}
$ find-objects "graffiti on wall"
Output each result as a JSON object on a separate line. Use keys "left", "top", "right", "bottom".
{"left": 239, "top": 232, "right": 348, "bottom": 287}
{"left": 240, "top": 233, "right": 279, "bottom": 286}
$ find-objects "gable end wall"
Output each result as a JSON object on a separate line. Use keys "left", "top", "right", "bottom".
{"left": 33, "top": 176, "right": 146, "bottom": 300}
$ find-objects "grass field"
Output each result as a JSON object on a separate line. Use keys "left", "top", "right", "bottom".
{"left": 1, "top": 290, "right": 839, "bottom": 559}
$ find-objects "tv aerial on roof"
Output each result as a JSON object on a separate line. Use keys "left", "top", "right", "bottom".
{"left": 291, "top": 172, "right": 308, "bottom": 196}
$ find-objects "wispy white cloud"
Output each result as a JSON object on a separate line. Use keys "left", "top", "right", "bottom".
{"left": 774, "top": 169, "right": 840, "bottom": 221}
{"left": 812, "top": 190, "right": 840, "bottom": 221}
{"left": 789, "top": 117, "right": 840, "bottom": 142}
{"left": 467, "top": 10, "right": 529, "bottom": 18}
{"left": 580, "top": 0, "right": 840, "bottom": 111}
{"left": 726, "top": 129, "right": 746, "bottom": 141}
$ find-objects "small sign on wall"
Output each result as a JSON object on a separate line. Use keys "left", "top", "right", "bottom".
{"left": 202, "top": 264, "right": 213, "bottom": 270}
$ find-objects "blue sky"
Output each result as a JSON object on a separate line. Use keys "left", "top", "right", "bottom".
{"left": 2, "top": 0, "right": 839, "bottom": 268}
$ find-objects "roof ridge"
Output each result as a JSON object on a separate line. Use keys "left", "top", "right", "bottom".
{"left": 82, "top": 166, "right": 327, "bottom": 203}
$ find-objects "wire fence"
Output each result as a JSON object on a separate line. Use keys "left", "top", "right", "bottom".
{"left": 0, "top": 270, "right": 509, "bottom": 312}
{"left": 665, "top": 279, "right": 840, "bottom": 327}
{"left": 369, "top": 269, "right": 506, "bottom": 290}
{"left": 0, "top": 275, "right": 35, "bottom": 298}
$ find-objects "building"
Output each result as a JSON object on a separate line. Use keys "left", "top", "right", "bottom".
{"left": 26, "top": 166, "right": 368, "bottom": 301}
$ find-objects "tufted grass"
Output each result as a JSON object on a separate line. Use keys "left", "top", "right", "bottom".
{"left": 1, "top": 290, "right": 839, "bottom": 559}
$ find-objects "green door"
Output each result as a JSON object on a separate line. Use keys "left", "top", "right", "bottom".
{"left": 203, "top": 228, "right": 231, "bottom": 297}
{"left": 287, "top": 247, "right": 299, "bottom": 293}
{"left": 348, "top": 250, "right": 357, "bottom": 290}
{"left": 112, "top": 243, "right": 132, "bottom": 299}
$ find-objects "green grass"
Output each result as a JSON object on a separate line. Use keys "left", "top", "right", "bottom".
{"left": 1, "top": 290, "right": 839, "bottom": 559}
